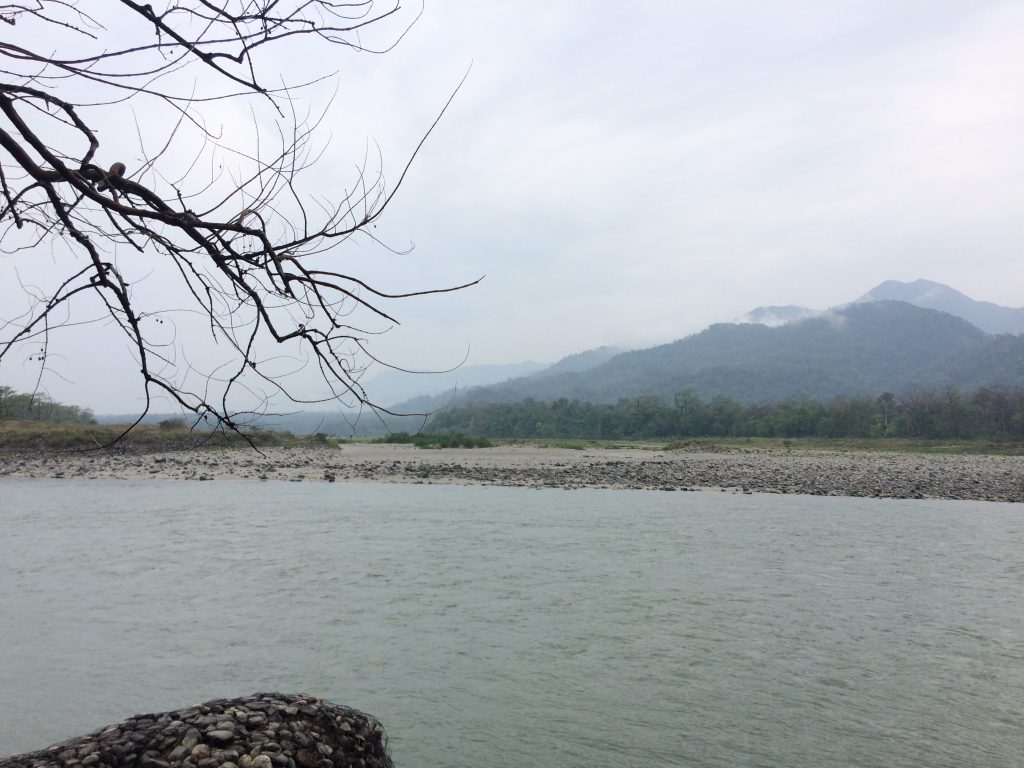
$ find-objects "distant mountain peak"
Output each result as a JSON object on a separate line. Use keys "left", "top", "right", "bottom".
{"left": 858, "top": 278, "right": 967, "bottom": 306}
{"left": 856, "top": 279, "right": 1023, "bottom": 335}
{"left": 736, "top": 280, "right": 1022, "bottom": 336}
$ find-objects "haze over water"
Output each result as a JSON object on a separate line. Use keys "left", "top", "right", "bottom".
{"left": 2, "top": 480, "right": 1022, "bottom": 767}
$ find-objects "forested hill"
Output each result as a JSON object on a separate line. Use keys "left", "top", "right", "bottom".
{"left": 450, "top": 301, "right": 1024, "bottom": 406}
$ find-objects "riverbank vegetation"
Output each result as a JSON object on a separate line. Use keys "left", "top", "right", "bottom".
{"left": 4, "top": 386, "right": 1023, "bottom": 454}
{"left": 2, "top": 419, "right": 1021, "bottom": 455}
{"left": 0, "top": 387, "right": 96, "bottom": 424}
{"left": 428, "top": 387, "right": 1024, "bottom": 442}
{"left": 0, "top": 419, "right": 322, "bottom": 452}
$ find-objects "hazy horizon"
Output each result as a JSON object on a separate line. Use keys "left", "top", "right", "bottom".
{"left": 39, "top": 275, "right": 1024, "bottom": 416}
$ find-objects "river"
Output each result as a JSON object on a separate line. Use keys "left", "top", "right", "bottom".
{"left": 1, "top": 479, "right": 1022, "bottom": 767}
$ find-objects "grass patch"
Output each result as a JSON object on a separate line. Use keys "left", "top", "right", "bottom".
{"left": 0, "top": 420, "right": 338, "bottom": 452}
{"left": 481, "top": 435, "right": 1023, "bottom": 456}
{"left": 372, "top": 432, "right": 492, "bottom": 449}
{"left": 11, "top": 420, "right": 1015, "bottom": 456}
{"left": 664, "top": 436, "right": 1024, "bottom": 456}
{"left": 507, "top": 438, "right": 667, "bottom": 450}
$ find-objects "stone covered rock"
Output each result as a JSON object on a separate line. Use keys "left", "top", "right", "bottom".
{"left": 1, "top": 694, "right": 391, "bottom": 768}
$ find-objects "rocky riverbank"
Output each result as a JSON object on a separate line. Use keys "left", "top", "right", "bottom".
{"left": 1, "top": 443, "right": 1022, "bottom": 501}
{"left": 0, "top": 693, "right": 391, "bottom": 768}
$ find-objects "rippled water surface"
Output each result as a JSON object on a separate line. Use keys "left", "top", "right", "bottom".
{"left": 1, "top": 479, "right": 1022, "bottom": 767}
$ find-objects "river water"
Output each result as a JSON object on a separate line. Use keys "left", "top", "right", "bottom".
{"left": 1, "top": 479, "right": 1022, "bottom": 767}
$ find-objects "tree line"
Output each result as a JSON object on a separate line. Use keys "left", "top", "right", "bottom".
{"left": 428, "top": 387, "right": 1024, "bottom": 441}
{"left": 0, "top": 387, "right": 96, "bottom": 424}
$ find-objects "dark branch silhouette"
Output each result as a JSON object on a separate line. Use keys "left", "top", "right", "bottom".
{"left": 0, "top": 1, "right": 477, "bottom": 442}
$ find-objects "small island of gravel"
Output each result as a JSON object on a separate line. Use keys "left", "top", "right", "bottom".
{"left": 1, "top": 439, "right": 1021, "bottom": 502}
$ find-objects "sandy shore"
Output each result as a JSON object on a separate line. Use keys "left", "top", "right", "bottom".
{"left": 1, "top": 443, "right": 1021, "bottom": 501}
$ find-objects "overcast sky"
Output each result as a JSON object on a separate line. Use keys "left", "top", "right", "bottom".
{"left": 3, "top": 1, "right": 1023, "bottom": 414}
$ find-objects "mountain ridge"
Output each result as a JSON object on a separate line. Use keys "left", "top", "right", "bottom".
{"left": 854, "top": 278, "right": 1024, "bottom": 335}
{"left": 431, "top": 299, "right": 1022, "bottom": 408}
{"left": 738, "top": 278, "right": 1023, "bottom": 336}
{"left": 292, "top": 278, "right": 1023, "bottom": 417}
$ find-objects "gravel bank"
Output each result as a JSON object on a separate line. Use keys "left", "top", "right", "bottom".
{"left": 1, "top": 443, "right": 1021, "bottom": 501}
{"left": 0, "top": 693, "right": 391, "bottom": 768}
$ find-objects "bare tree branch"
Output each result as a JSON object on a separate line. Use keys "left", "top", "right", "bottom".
{"left": 0, "top": 1, "right": 476, "bottom": 443}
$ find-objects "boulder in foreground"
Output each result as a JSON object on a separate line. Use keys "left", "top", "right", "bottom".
{"left": 1, "top": 693, "right": 392, "bottom": 768}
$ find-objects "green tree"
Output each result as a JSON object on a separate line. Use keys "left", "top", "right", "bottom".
{"left": 674, "top": 388, "right": 706, "bottom": 435}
